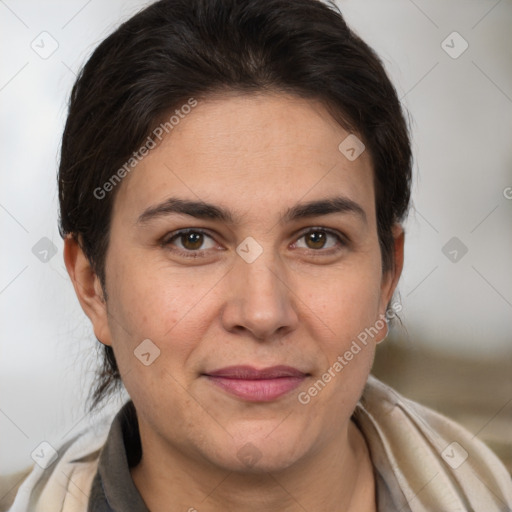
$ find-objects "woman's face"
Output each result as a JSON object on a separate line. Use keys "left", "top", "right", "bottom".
{"left": 81, "top": 93, "right": 402, "bottom": 473}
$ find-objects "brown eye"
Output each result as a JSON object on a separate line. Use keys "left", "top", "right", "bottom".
{"left": 180, "top": 232, "right": 204, "bottom": 250}
{"left": 305, "top": 231, "right": 328, "bottom": 249}
{"left": 163, "top": 229, "right": 217, "bottom": 256}
{"left": 295, "top": 228, "right": 345, "bottom": 252}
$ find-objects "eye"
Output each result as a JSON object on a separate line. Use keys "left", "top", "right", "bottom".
{"left": 162, "top": 227, "right": 347, "bottom": 259}
{"left": 293, "top": 228, "right": 346, "bottom": 253}
{"left": 162, "top": 229, "right": 217, "bottom": 257}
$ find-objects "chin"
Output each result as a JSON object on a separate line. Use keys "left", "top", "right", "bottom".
{"left": 204, "top": 428, "right": 313, "bottom": 474}
{"left": 216, "top": 449, "right": 304, "bottom": 475}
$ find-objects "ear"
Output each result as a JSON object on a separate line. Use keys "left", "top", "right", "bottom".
{"left": 63, "top": 234, "right": 113, "bottom": 346}
{"left": 379, "top": 224, "right": 405, "bottom": 310}
{"left": 375, "top": 224, "right": 405, "bottom": 340}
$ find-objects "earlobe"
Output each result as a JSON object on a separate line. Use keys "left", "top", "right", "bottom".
{"left": 375, "top": 319, "right": 389, "bottom": 344}
{"left": 63, "top": 234, "right": 112, "bottom": 346}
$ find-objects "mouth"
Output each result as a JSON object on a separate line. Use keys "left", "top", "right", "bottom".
{"left": 202, "top": 365, "right": 310, "bottom": 402}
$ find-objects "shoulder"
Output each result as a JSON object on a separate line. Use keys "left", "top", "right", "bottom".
{"left": 7, "top": 411, "right": 115, "bottom": 512}
{"left": 355, "top": 375, "right": 512, "bottom": 511}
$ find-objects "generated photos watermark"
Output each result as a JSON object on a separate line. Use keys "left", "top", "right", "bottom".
{"left": 94, "top": 98, "right": 198, "bottom": 200}
{"left": 297, "top": 300, "right": 402, "bottom": 405}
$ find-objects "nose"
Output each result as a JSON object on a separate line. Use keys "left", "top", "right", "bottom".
{"left": 220, "top": 248, "right": 299, "bottom": 341}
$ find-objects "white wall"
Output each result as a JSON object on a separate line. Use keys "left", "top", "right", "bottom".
{"left": 1, "top": 0, "right": 511, "bottom": 474}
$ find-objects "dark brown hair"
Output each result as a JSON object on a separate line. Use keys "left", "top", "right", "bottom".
{"left": 58, "top": 0, "right": 412, "bottom": 409}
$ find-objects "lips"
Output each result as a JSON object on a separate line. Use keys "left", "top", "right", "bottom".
{"left": 205, "top": 365, "right": 307, "bottom": 379}
{"left": 203, "top": 365, "right": 309, "bottom": 402}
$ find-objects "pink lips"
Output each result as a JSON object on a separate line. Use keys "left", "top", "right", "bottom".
{"left": 203, "top": 365, "right": 308, "bottom": 402}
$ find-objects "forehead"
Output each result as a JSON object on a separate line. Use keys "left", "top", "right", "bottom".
{"left": 113, "top": 93, "right": 375, "bottom": 225}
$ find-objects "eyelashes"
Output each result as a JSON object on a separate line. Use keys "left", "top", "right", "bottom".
{"left": 163, "top": 229, "right": 217, "bottom": 257}
{"left": 161, "top": 227, "right": 348, "bottom": 259}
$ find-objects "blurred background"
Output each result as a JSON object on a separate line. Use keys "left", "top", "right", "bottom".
{"left": 1, "top": 0, "right": 511, "bottom": 506}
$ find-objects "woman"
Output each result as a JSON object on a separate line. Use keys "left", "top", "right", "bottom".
{"left": 9, "top": 0, "right": 512, "bottom": 510}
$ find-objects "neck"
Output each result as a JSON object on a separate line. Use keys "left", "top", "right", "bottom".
{"left": 131, "top": 419, "right": 376, "bottom": 512}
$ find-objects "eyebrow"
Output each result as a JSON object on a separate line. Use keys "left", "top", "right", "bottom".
{"left": 136, "top": 196, "right": 367, "bottom": 226}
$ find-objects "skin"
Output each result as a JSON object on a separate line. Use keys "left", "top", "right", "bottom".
{"left": 65, "top": 92, "right": 404, "bottom": 512}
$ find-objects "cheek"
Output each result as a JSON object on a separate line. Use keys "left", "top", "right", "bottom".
{"left": 295, "top": 270, "right": 380, "bottom": 430}
{"left": 303, "top": 262, "right": 383, "bottom": 342}
{"left": 103, "top": 258, "right": 199, "bottom": 376}
{"left": 105, "top": 272, "right": 203, "bottom": 422}
{"left": 107, "top": 249, "right": 210, "bottom": 335}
